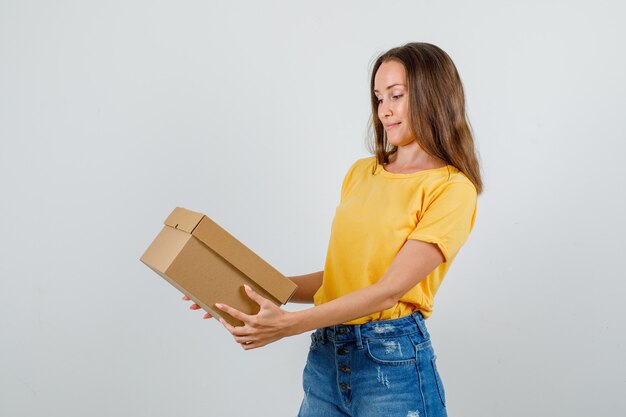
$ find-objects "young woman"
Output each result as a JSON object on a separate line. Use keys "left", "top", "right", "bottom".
{"left": 185, "top": 42, "right": 482, "bottom": 417}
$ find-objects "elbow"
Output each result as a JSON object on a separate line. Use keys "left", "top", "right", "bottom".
{"left": 377, "top": 286, "right": 404, "bottom": 311}
{"left": 380, "top": 297, "right": 398, "bottom": 312}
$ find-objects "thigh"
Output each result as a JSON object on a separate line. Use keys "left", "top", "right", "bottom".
{"left": 351, "top": 335, "right": 447, "bottom": 417}
{"left": 298, "top": 332, "right": 349, "bottom": 417}
{"left": 416, "top": 342, "right": 448, "bottom": 417}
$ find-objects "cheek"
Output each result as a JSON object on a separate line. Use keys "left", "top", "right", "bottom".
{"left": 397, "top": 102, "right": 408, "bottom": 119}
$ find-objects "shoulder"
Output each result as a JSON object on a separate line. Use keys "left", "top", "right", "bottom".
{"left": 433, "top": 166, "right": 476, "bottom": 194}
{"left": 338, "top": 156, "right": 377, "bottom": 199}
{"left": 342, "top": 156, "right": 377, "bottom": 180}
{"left": 349, "top": 156, "right": 377, "bottom": 172}
{"left": 422, "top": 166, "right": 478, "bottom": 210}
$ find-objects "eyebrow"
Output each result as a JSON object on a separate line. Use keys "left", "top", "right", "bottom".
{"left": 373, "top": 83, "right": 405, "bottom": 93}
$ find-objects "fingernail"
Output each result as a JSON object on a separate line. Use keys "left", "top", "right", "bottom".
{"left": 244, "top": 284, "right": 251, "bottom": 291}
{"left": 215, "top": 303, "right": 223, "bottom": 309}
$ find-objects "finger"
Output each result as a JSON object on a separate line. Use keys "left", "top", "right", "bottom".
{"left": 242, "top": 340, "right": 264, "bottom": 350}
{"left": 230, "top": 326, "right": 249, "bottom": 336}
{"left": 243, "top": 284, "right": 271, "bottom": 307}
{"left": 218, "top": 318, "right": 250, "bottom": 340}
{"left": 215, "top": 303, "right": 254, "bottom": 323}
{"left": 218, "top": 317, "right": 238, "bottom": 334}
{"left": 233, "top": 327, "right": 256, "bottom": 344}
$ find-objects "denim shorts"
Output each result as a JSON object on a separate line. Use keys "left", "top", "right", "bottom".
{"left": 297, "top": 312, "right": 447, "bottom": 417}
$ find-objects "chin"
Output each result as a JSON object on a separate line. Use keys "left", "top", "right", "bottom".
{"left": 388, "top": 138, "right": 414, "bottom": 147}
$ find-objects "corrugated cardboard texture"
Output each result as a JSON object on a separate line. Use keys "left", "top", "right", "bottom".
{"left": 191, "top": 215, "right": 297, "bottom": 303}
{"left": 140, "top": 207, "right": 298, "bottom": 327}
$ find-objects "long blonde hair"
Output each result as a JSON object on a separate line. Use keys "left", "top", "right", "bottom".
{"left": 367, "top": 42, "right": 483, "bottom": 194}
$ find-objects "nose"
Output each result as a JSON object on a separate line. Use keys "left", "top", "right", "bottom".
{"left": 379, "top": 100, "right": 392, "bottom": 119}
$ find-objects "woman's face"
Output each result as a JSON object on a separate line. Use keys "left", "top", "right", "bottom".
{"left": 374, "top": 60, "right": 415, "bottom": 147}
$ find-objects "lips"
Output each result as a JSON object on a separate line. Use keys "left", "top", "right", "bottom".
{"left": 385, "top": 122, "right": 400, "bottom": 130}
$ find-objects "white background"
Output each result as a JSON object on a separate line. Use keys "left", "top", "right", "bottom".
{"left": 1, "top": 1, "right": 624, "bottom": 416}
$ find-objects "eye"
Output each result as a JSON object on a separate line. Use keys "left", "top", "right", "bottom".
{"left": 392, "top": 94, "right": 403, "bottom": 100}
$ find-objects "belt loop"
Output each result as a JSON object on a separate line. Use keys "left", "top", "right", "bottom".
{"left": 412, "top": 312, "right": 427, "bottom": 339}
{"left": 354, "top": 324, "right": 363, "bottom": 350}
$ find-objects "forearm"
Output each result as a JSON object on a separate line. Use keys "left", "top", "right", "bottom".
{"left": 288, "top": 281, "right": 396, "bottom": 335}
{"left": 287, "top": 240, "right": 444, "bottom": 336}
{"left": 287, "top": 271, "right": 323, "bottom": 303}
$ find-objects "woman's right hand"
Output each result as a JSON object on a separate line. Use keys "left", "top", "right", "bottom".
{"left": 182, "top": 294, "right": 213, "bottom": 319}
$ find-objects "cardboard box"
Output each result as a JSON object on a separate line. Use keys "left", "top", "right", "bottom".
{"left": 140, "top": 207, "right": 297, "bottom": 327}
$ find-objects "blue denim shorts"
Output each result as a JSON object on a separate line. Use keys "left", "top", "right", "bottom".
{"left": 297, "top": 312, "right": 447, "bottom": 417}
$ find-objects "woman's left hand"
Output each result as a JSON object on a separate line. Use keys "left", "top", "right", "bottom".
{"left": 215, "top": 284, "right": 295, "bottom": 350}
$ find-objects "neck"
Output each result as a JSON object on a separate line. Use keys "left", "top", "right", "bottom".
{"left": 390, "top": 141, "right": 444, "bottom": 169}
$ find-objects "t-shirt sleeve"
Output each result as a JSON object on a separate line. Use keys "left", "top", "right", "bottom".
{"left": 407, "top": 181, "right": 478, "bottom": 262}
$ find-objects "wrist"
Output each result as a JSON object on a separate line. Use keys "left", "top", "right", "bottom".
{"left": 284, "top": 309, "right": 307, "bottom": 337}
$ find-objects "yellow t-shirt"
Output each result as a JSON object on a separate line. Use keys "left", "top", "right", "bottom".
{"left": 313, "top": 156, "right": 477, "bottom": 324}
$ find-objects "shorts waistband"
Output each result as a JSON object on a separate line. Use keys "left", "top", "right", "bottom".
{"left": 319, "top": 312, "right": 429, "bottom": 344}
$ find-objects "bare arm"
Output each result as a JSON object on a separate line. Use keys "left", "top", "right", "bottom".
{"left": 287, "top": 271, "right": 323, "bottom": 304}
{"left": 289, "top": 240, "right": 443, "bottom": 334}
{"left": 217, "top": 239, "right": 444, "bottom": 349}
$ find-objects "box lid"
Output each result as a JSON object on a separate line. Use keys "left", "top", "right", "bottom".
{"left": 164, "top": 207, "right": 296, "bottom": 304}
{"left": 164, "top": 207, "right": 205, "bottom": 233}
